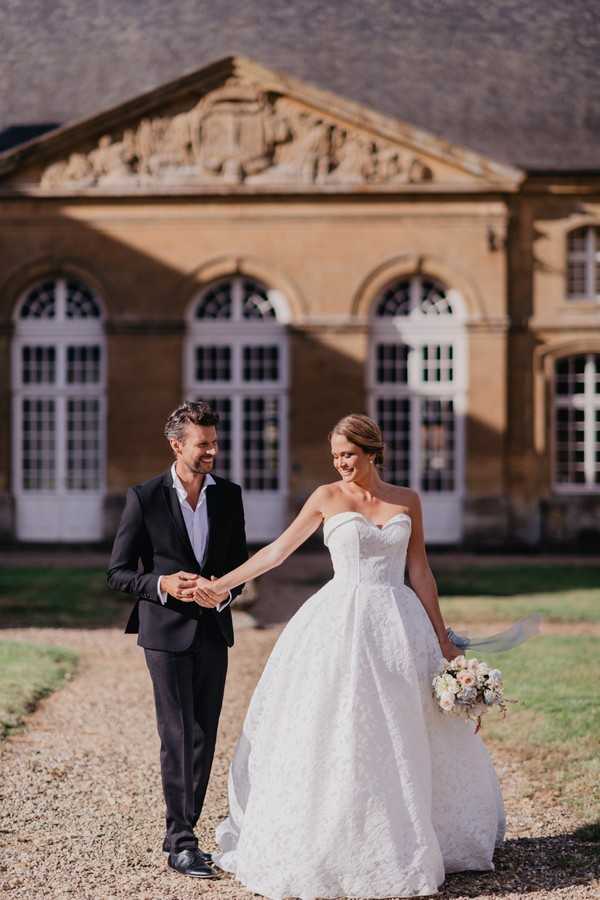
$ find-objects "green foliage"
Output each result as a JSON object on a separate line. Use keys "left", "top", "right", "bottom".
{"left": 0, "top": 640, "right": 78, "bottom": 738}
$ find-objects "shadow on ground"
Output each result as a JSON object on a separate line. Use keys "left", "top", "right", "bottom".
{"left": 441, "top": 828, "right": 600, "bottom": 896}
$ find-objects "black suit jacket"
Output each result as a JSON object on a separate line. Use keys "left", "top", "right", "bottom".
{"left": 107, "top": 470, "right": 248, "bottom": 650}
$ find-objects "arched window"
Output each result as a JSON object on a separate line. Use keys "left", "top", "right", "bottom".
{"left": 12, "top": 276, "right": 106, "bottom": 540}
{"left": 554, "top": 354, "right": 600, "bottom": 490}
{"left": 368, "top": 275, "right": 466, "bottom": 543}
{"left": 567, "top": 227, "right": 600, "bottom": 300}
{"left": 185, "top": 275, "right": 289, "bottom": 541}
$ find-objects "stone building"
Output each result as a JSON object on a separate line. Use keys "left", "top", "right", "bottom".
{"left": 1, "top": 4, "right": 599, "bottom": 547}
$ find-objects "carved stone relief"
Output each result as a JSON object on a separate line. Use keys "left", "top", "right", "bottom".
{"left": 40, "top": 80, "right": 434, "bottom": 190}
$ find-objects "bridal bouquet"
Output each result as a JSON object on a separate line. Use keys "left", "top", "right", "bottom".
{"left": 432, "top": 655, "right": 507, "bottom": 732}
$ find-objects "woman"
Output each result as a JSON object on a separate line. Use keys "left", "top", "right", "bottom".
{"left": 201, "top": 414, "right": 505, "bottom": 899}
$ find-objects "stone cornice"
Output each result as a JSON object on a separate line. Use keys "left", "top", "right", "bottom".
{"left": 466, "top": 317, "right": 510, "bottom": 334}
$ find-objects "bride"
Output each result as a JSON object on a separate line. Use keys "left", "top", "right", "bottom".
{"left": 195, "top": 413, "right": 505, "bottom": 899}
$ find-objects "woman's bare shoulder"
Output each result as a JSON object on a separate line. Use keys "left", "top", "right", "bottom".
{"left": 305, "top": 482, "right": 345, "bottom": 512}
{"left": 381, "top": 483, "right": 422, "bottom": 511}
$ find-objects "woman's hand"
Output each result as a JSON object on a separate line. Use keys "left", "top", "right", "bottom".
{"left": 194, "top": 576, "right": 229, "bottom": 608}
{"left": 439, "top": 637, "right": 463, "bottom": 662}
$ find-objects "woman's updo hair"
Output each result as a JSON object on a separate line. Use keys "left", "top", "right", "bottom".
{"left": 329, "top": 413, "right": 385, "bottom": 468}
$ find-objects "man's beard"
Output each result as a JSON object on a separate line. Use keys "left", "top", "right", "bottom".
{"left": 188, "top": 458, "right": 214, "bottom": 474}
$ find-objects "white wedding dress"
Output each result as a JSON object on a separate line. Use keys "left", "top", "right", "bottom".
{"left": 214, "top": 511, "right": 505, "bottom": 899}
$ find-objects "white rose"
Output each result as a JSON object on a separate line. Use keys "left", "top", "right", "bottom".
{"left": 438, "top": 674, "right": 459, "bottom": 695}
{"left": 487, "top": 668, "right": 502, "bottom": 685}
{"left": 439, "top": 692, "right": 455, "bottom": 711}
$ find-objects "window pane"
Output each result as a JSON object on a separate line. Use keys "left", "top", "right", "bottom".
{"left": 420, "top": 398, "right": 455, "bottom": 492}
{"left": 421, "top": 344, "right": 454, "bottom": 383}
{"left": 376, "top": 396, "right": 411, "bottom": 486}
{"left": 242, "top": 345, "right": 279, "bottom": 381}
{"left": 555, "top": 355, "right": 586, "bottom": 396}
{"left": 194, "top": 345, "right": 231, "bottom": 381}
{"left": 567, "top": 228, "right": 587, "bottom": 254}
{"left": 567, "top": 259, "right": 587, "bottom": 296}
{"left": 20, "top": 281, "right": 56, "bottom": 319}
{"left": 419, "top": 279, "right": 453, "bottom": 315}
{"left": 375, "top": 343, "right": 408, "bottom": 384}
{"left": 66, "top": 280, "right": 101, "bottom": 318}
{"left": 66, "top": 345, "right": 101, "bottom": 383}
{"left": 21, "top": 346, "right": 56, "bottom": 384}
{"left": 555, "top": 405, "right": 586, "bottom": 485}
{"left": 191, "top": 396, "right": 232, "bottom": 479}
{"left": 22, "top": 398, "right": 55, "bottom": 490}
{"left": 375, "top": 280, "right": 411, "bottom": 317}
{"left": 566, "top": 227, "right": 599, "bottom": 300}
{"left": 242, "top": 279, "right": 276, "bottom": 319}
{"left": 195, "top": 282, "right": 233, "bottom": 319}
{"left": 243, "top": 397, "right": 279, "bottom": 490}
{"left": 66, "top": 398, "right": 101, "bottom": 490}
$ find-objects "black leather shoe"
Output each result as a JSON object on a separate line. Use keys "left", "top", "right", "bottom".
{"left": 167, "top": 849, "right": 220, "bottom": 878}
{"left": 162, "top": 839, "right": 211, "bottom": 861}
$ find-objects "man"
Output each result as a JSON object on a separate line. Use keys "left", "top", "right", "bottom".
{"left": 107, "top": 401, "right": 247, "bottom": 879}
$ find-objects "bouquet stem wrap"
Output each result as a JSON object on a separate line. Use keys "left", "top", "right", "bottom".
{"left": 446, "top": 613, "right": 542, "bottom": 653}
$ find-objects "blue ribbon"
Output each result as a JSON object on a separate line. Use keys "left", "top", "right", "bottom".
{"left": 446, "top": 613, "right": 542, "bottom": 653}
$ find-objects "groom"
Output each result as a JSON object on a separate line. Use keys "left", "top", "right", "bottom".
{"left": 107, "top": 400, "right": 247, "bottom": 878}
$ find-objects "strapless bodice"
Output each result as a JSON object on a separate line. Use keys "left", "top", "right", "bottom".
{"left": 323, "top": 511, "right": 411, "bottom": 587}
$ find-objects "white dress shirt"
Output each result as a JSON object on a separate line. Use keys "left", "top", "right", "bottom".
{"left": 158, "top": 463, "right": 232, "bottom": 613}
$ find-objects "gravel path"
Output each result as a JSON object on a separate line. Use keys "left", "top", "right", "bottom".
{"left": 0, "top": 624, "right": 598, "bottom": 900}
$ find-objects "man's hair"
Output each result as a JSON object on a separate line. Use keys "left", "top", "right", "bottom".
{"left": 164, "top": 400, "right": 219, "bottom": 443}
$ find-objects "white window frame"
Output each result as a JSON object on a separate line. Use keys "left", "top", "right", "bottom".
{"left": 185, "top": 276, "right": 290, "bottom": 539}
{"left": 552, "top": 353, "right": 600, "bottom": 493}
{"left": 566, "top": 226, "right": 600, "bottom": 301}
{"left": 11, "top": 277, "right": 106, "bottom": 540}
{"left": 367, "top": 277, "right": 467, "bottom": 498}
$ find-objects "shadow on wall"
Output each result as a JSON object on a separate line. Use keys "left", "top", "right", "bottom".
{"left": 1, "top": 202, "right": 598, "bottom": 549}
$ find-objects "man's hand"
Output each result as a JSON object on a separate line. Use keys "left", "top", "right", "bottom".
{"left": 161, "top": 571, "right": 199, "bottom": 602}
{"left": 194, "top": 576, "right": 230, "bottom": 608}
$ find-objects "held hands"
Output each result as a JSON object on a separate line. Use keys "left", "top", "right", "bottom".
{"left": 161, "top": 571, "right": 199, "bottom": 602}
{"left": 194, "top": 575, "right": 230, "bottom": 609}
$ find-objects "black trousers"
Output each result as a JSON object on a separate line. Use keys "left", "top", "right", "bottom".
{"left": 144, "top": 614, "right": 228, "bottom": 853}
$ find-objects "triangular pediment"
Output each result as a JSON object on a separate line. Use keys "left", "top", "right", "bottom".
{"left": 0, "top": 56, "right": 524, "bottom": 194}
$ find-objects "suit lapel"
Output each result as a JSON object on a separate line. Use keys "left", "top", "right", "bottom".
{"left": 161, "top": 473, "right": 197, "bottom": 566}
{"left": 202, "top": 480, "right": 219, "bottom": 573}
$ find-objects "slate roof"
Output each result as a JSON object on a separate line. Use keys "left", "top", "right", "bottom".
{"left": 1, "top": 0, "right": 599, "bottom": 171}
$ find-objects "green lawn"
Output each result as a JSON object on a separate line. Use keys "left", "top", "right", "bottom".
{"left": 0, "top": 567, "right": 129, "bottom": 628}
{"left": 0, "top": 640, "right": 78, "bottom": 738}
{"left": 467, "top": 635, "right": 600, "bottom": 824}
{"left": 435, "top": 567, "right": 600, "bottom": 823}
{"left": 438, "top": 565, "right": 600, "bottom": 623}
{"left": 436, "top": 565, "right": 600, "bottom": 597}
